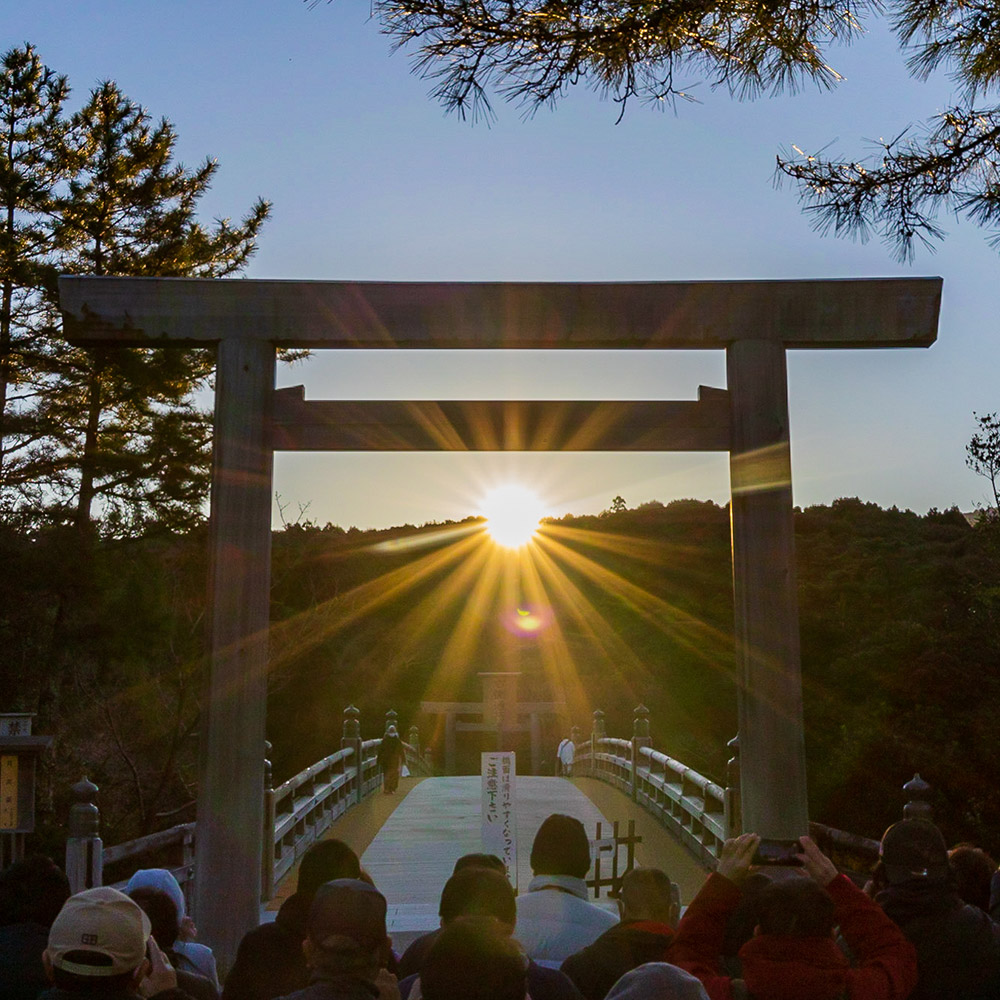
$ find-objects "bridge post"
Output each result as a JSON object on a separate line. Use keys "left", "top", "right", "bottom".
{"left": 725, "top": 735, "right": 742, "bottom": 839}
{"left": 342, "top": 706, "right": 363, "bottom": 805}
{"left": 591, "top": 710, "right": 605, "bottom": 777}
{"left": 65, "top": 777, "right": 103, "bottom": 893}
{"left": 408, "top": 725, "right": 420, "bottom": 756}
{"left": 261, "top": 741, "right": 275, "bottom": 903}
{"left": 902, "top": 774, "right": 933, "bottom": 822}
{"left": 727, "top": 339, "right": 808, "bottom": 839}
{"left": 631, "top": 705, "right": 650, "bottom": 802}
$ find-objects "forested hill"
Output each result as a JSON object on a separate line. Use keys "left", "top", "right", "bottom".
{"left": 2, "top": 498, "right": 998, "bottom": 856}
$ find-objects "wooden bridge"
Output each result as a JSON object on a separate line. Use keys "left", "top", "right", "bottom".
{"left": 267, "top": 773, "right": 709, "bottom": 951}
{"left": 65, "top": 701, "right": 930, "bottom": 969}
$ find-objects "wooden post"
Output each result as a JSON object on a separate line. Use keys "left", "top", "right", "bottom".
{"left": 65, "top": 777, "right": 102, "bottom": 893}
{"left": 727, "top": 339, "right": 808, "bottom": 838}
{"left": 529, "top": 713, "right": 541, "bottom": 774}
{"left": 725, "top": 734, "right": 742, "bottom": 839}
{"left": 196, "top": 337, "right": 275, "bottom": 971}
{"left": 261, "top": 741, "right": 275, "bottom": 903}
{"left": 631, "top": 705, "right": 650, "bottom": 802}
{"left": 902, "top": 774, "right": 933, "bottom": 822}
{"left": 591, "top": 710, "right": 605, "bottom": 777}
{"left": 342, "top": 706, "right": 363, "bottom": 803}
{"left": 444, "top": 712, "right": 456, "bottom": 775}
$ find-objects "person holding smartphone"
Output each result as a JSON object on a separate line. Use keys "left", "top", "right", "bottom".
{"left": 669, "top": 833, "right": 918, "bottom": 1000}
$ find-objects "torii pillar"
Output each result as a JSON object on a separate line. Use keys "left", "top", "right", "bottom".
{"left": 58, "top": 275, "right": 942, "bottom": 966}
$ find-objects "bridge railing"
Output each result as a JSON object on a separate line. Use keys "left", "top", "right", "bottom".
{"left": 574, "top": 707, "right": 933, "bottom": 875}
{"left": 65, "top": 705, "right": 432, "bottom": 910}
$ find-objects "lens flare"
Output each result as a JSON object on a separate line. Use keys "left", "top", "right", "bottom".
{"left": 480, "top": 484, "right": 545, "bottom": 548}
{"left": 502, "top": 604, "right": 553, "bottom": 636}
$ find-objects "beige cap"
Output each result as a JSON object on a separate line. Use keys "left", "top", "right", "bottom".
{"left": 48, "top": 886, "right": 151, "bottom": 976}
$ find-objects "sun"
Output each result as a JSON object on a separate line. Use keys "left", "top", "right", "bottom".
{"left": 480, "top": 484, "right": 546, "bottom": 548}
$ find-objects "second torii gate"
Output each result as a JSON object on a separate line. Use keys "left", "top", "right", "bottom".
{"left": 58, "top": 275, "right": 941, "bottom": 966}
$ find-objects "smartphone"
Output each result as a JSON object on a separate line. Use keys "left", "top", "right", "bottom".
{"left": 752, "top": 838, "right": 803, "bottom": 866}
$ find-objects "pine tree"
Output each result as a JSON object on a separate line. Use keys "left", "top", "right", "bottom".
{"left": 40, "top": 80, "right": 270, "bottom": 533}
{"left": 0, "top": 45, "right": 69, "bottom": 510}
{"left": 776, "top": 3, "right": 1000, "bottom": 260}
{"left": 365, "top": 1, "right": 873, "bottom": 122}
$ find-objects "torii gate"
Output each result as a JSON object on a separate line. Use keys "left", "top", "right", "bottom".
{"left": 58, "top": 275, "right": 941, "bottom": 965}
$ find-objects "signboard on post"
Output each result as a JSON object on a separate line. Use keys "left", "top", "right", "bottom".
{"left": 481, "top": 752, "right": 517, "bottom": 889}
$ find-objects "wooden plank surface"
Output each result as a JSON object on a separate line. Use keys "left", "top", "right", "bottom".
{"left": 59, "top": 276, "right": 941, "bottom": 348}
{"left": 363, "top": 776, "right": 616, "bottom": 945}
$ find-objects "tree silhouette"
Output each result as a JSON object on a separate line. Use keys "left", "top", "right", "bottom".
{"left": 367, "top": 1, "right": 874, "bottom": 122}
{"left": 967, "top": 411, "right": 1000, "bottom": 515}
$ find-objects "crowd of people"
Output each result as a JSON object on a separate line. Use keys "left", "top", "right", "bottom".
{"left": 3, "top": 810, "right": 1000, "bottom": 1000}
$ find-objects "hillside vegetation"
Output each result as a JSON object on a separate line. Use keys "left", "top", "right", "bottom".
{"left": 2, "top": 498, "right": 997, "bottom": 856}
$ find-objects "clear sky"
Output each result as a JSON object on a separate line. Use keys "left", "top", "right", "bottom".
{"left": 8, "top": 2, "right": 998, "bottom": 529}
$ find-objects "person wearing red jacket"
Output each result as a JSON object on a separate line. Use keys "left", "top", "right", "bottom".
{"left": 671, "top": 833, "right": 918, "bottom": 1000}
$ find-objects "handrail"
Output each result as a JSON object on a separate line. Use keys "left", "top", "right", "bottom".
{"left": 576, "top": 735, "right": 728, "bottom": 867}
{"left": 70, "top": 707, "right": 434, "bottom": 907}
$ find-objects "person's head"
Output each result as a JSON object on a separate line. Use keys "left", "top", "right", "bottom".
{"left": 127, "top": 886, "right": 179, "bottom": 950}
{"left": 303, "top": 879, "right": 389, "bottom": 979}
{"left": 948, "top": 843, "right": 996, "bottom": 912}
{"left": 421, "top": 917, "right": 527, "bottom": 1000}
{"left": 0, "top": 854, "right": 70, "bottom": 929}
{"left": 755, "top": 878, "right": 836, "bottom": 938}
{"left": 604, "top": 962, "right": 709, "bottom": 1000}
{"left": 439, "top": 867, "right": 516, "bottom": 929}
{"left": 297, "top": 839, "right": 362, "bottom": 895}
{"left": 530, "top": 814, "right": 591, "bottom": 879}
{"left": 878, "top": 819, "right": 950, "bottom": 887}
{"left": 453, "top": 853, "right": 506, "bottom": 876}
{"left": 123, "top": 869, "right": 186, "bottom": 922}
{"left": 617, "top": 867, "right": 679, "bottom": 926}
{"left": 44, "top": 887, "right": 151, "bottom": 993}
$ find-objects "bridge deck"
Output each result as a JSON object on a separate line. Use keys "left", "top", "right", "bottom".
{"left": 271, "top": 775, "right": 709, "bottom": 949}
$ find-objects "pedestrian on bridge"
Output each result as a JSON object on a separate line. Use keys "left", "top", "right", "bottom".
{"left": 378, "top": 728, "right": 406, "bottom": 795}
{"left": 556, "top": 738, "right": 575, "bottom": 778}
{"left": 561, "top": 867, "right": 680, "bottom": 1000}
{"left": 276, "top": 879, "right": 396, "bottom": 1000}
{"left": 224, "top": 840, "right": 361, "bottom": 1000}
{"left": 397, "top": 866, "right": 582, "bottom": 1000}
{"left": 515, "top": 814, "right": 618, "bottom": 968}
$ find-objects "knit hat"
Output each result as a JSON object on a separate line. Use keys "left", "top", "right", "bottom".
{"left": 605, "top": 963, "right": 709, "bottom": 1000}
{"left": 880, "top": 819, "right": 950, "bottom": 884}
{"left": 48, "top": 887, "right": 151, "bottom": 976}
{"left": 308, "top": 879, "right": 387, "bottom": 953}
{"left": 125, "top": 868, "right": 186, "bottom": 920}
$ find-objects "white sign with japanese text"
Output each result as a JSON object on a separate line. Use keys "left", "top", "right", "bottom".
{"left": 481, "top": 751, "right": 517, "bottom": 889}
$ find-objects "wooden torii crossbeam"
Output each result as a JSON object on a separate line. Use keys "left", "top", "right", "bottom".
{"left": 58, "top": 275, "right": 942, "bottom": 967}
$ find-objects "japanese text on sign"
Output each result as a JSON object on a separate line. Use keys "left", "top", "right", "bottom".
{"left": 481, "top": 752, "right": 517, "bottom": 890}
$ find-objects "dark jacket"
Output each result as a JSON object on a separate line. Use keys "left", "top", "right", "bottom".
{"left": 0, "top": 921, "right": 49, "bottom": 1000}
{"left": 398, "top": 962, "right": 583, "bottom": 1000}
{"left": 671, "top": 872, "right": 917, "bottom": 1000}
{"left": 38, "top": 988, "right": 192, "bottom": 1000}
{"left": 223, "top": 892, "right": 313, "bottom": 1000}
{"left": 560, "top": 919, "right": 675, "bottom": 1000}
{"left": 174, "top": 967, "right": 220, "bottom": 1000}
{"left": 396, "top": 930, "right": 438, "bottom": 980}
{"left": 878, "top": 879, "right": 1000, "bottom": 999}
{"left": 275, "top": 975, "right": 380, "bottom": 1000}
